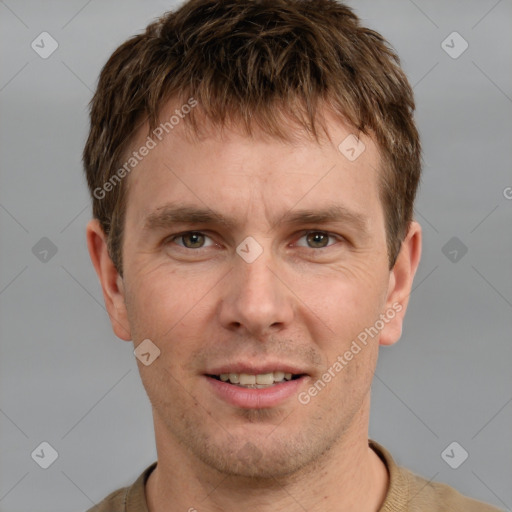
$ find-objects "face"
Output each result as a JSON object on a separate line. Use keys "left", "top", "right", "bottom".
{"left": 90, "top": 103, "right": 420, "bottom": 479}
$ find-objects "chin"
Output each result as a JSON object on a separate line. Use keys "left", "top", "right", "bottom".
{"left": 200, "top": 448, "right": 307, "bottom": 480}
{"left": 187, "top": 427, "right": 332, "bottom": 481}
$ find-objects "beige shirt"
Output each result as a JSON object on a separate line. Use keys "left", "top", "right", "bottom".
{"left": 86, "top": 439, "right": 503, "bottom": 511}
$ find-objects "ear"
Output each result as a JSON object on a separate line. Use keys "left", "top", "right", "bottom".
{"left": 86, "top": 219, "right": 132, "bottom": 341}
{"left": 379, "top": 221, "right": 422, "bottom": 346}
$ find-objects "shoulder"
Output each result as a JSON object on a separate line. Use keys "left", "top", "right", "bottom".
{"left": 85, "top": 486, "right": 128, "bottom": 512}
{"left": 403, "top": 468, "right": 503, "bottom": 511}
{"left": 369, "top": 440, "right": 503, "bottom": 512}
{"left": 84, "top": 461, "right": 157, "bottom": 512}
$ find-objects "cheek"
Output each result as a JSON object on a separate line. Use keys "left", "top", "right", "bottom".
{"left": 290, "top": 264, "right": 388, "bottom": 344}
{"left": 126, "top": 265, "right": 212, "bottom": 332}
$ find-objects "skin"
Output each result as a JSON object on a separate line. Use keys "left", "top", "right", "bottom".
{"left": 87, "top": 102, "right": 422, "bottom": 512}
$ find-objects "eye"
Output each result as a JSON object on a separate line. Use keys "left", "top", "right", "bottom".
{"left": 169, "top": 231, "right": 215, "bottom": 249}
{"left": 166, "top": 230, "right": 342, "bottom": 251}
{"left": 295, "top": 231, "right": 341, "bottom": 249}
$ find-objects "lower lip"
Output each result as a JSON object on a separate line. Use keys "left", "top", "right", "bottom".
{"left": 205, "top": 375, "right": 307, "bottom": 409}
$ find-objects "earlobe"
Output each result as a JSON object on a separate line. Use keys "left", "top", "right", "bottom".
{"left": 379, "top": 221, "right": 422, "bottom": 346}
{"left": 86, "top": 219, "right": 132, "bottom": 341}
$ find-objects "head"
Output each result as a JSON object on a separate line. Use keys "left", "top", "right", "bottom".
{"left": 85, "top": 0, "right": 422, "bottom": 479}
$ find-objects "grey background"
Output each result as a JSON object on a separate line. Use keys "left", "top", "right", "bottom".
{"left": 0, "top": 0, "right": 511, "bottom": 511}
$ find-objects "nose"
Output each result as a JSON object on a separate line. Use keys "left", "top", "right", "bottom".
{"left": 218, "top": 245, "right": 295, "bottom": 338}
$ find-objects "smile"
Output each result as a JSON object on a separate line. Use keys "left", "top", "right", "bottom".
{"left": 205, "top": 372, "right": 308, "bottom": 408}
{"left": 208, "top": 371, "right": 301, "bottom": 388}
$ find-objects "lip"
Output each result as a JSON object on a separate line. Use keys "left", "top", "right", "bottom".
{"left": 205, "top": 375, "right": 307, "bottom": 409}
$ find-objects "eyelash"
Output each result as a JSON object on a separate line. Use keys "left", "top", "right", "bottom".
{"left": 165, "top": 230, "right": 344, "bottom": 251}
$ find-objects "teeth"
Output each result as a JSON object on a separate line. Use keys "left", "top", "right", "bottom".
{"left": 274, "top": 371, "right": 285, "bottom": 382}
{"left": 217, "top": 371, "right": 296, "bottom": 387}
{"left": 256, "top": 373, "right": 274, "bottom": 385}
{"left": 239, "top": 374, "right": 256, "bottom": 385}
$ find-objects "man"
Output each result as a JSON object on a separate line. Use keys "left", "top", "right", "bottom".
{"left": 83, "top": 0, "right": 502, "bottom": 510}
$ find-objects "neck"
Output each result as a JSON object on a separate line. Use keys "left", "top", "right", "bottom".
{"left": 146, "top": 399, "right": 389, "bottom": 512}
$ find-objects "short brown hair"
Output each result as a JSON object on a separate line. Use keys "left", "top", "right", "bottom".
{"left": 83, "top": 0, "right": 421, "bottom": 276}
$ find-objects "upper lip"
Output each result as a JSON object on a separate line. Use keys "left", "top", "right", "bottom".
{"left": 205, "top": 363, "right": 308, "bottom": 376}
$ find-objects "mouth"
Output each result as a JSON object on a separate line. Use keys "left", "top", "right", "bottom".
{"left": 204, "top": 369, "right": 309, "bottom": 409}
{"left": 207, "top": 371, "right": 304, "bottom": 389}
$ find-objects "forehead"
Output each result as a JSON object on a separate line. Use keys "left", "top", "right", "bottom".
{"left": 122, "top": 100, "right": 384, "bottom": 231}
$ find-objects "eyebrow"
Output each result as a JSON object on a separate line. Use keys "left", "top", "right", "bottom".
{"left": 143, "top": 203, "right": 370, "bottom": 236}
